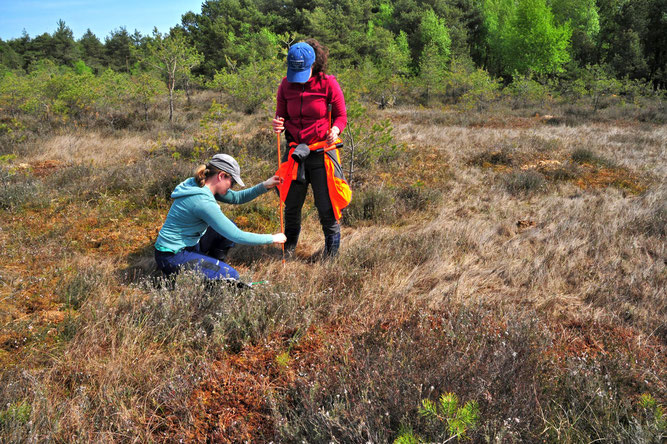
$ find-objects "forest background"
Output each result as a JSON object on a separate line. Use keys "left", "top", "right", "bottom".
{"left": 1, "top": 0, "right": 666, "bottom": 120}
{"left": 1, "top": 0, "right": 666, "bottom": 442}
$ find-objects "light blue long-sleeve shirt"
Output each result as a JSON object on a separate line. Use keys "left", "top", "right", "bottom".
{"left": 155, "top": 178, "right": 273, "bottom": 253}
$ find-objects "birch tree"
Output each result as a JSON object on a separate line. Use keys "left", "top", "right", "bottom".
{"left": 144, "top": 29, "right": 202, "bottom": 122}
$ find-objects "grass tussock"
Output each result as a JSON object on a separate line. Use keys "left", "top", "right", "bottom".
{"left": 1, "top": 92, "right": 666, "bottom": 442}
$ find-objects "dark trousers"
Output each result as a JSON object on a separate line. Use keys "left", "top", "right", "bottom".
{"left": 154, "top": 228, "right": 238, "bottom": 280}
{"left": 284, "top": 151, "right": 340, "bottom": 244}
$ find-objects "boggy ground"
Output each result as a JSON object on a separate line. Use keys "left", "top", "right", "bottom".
{"left": 0, "top": 96, "right": 665, "bottom": 442}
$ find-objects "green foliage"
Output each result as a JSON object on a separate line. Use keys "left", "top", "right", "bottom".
{"left": 456, "top": 67, "right": 501, "bottom": 111}
{"left": 0, "top": 118, "right": 27, "bottom": 150}
{"left": 0, "top": 401, "right": 31, "bottom": 428}
{"left": 395, "top": 392, "right": 480, "bottom": 443}
{"left": 73, "top": 59, "right": 93, "bottom": 75}
{"left": 418, "top": 43, "right": 447, "bottom": 104}
{"left": 104, "top": 27, "right": 139, "bottom": 73}
{"left": 129, "top": 71, "right": 164, "bottom": 122}
{"left": 416, "top": 9, "right": 452, "bottom": 103}
{"left": 143, "top": 29, "right": 203, "bottom": 121}
{"left": 483, "top": 0, "right": 572, "bottom": 77}
{"left": 635, "top": 394, "right": 667, "bottom": 440}
{"left": 0, "top": 40, "right": 23, "bottom": 70}
{"left": 419, "top": 9, "right": 452, "bottom": 65}
{"left": 505, "top": 72, "right": 551, "bottom": 108}
{"left": 549, "top": 0, "right": 600, "bottom": 62}
{"left": 343, "top": 101, "right": 403, "bottom": 182}
{"left": 209, "top": 56, "right": 282, "bottom": 114}
{"left": 192, "top": 100, "right": 233, "bottom": 160}
{"left": 78, "top": 29, "right": 106, "bottom": 73}
{"left": 95, "top": 69, "right": 133, "bottom": 120}
{"left": 564, "top": 65, "right": 621, "bottom": 110}
{"left": 442, "top": 59, "right": 501, "bottom": 110}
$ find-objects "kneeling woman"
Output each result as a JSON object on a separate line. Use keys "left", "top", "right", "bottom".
{"left": 154, "top": 154, "right": 286, "bottom": 281}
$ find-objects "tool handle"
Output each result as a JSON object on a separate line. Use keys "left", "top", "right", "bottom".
{"left": 277, "top": 132, "right": 285, "bottom": 264}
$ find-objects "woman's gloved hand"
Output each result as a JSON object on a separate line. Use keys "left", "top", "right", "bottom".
{"left": 272, "top": 233, "right": 287, "bottom": 244}
{"left": 262, "top": 175, "right": 282, "bottom": 189}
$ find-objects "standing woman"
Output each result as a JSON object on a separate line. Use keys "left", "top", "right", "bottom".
{"left": 272, "top": 39, "right": 350, "bottom": 257}
{"left": 154, "top": 154, "right": 286, "bottom": 281}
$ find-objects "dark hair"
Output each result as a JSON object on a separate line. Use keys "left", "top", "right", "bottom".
{"left": 194, "top": 164, "right": 222, "bottom": 187}
{"left": 305, "top": 38, "right": 328, "bottom": 75}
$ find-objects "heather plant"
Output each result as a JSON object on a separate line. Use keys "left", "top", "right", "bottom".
{"left": 502, "top": 170, "right": 547, "bottom": 195}
{"left": 0, "top": 165, "right": 43, "bottom": 210}
{"left": 136, "top": 271, "right": 302, "bottom": 351}
{"left": 570, "top": 147, "right": 613, "bottom": 167}
{"left": 342, "top": 184, "right": 439, "bottom": 226}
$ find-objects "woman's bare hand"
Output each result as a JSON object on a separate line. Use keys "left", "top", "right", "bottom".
{"left": 272, "top": 117, "right": 285, "bottom": 134}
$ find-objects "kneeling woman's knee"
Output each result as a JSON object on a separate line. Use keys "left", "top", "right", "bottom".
{"left": 156, "top": 249, "right": 240, "bottom": 281}
{"left": 189, "top": 257, "right": 240, "bottom": 280}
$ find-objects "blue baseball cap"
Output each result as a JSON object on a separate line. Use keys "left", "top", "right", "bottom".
{"left": 286, "top": 42, "right": 315, "bottom": 83}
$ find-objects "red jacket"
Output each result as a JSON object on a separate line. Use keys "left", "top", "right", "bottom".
{"left": 275, "top": 72, "right": 347, "bottom": 144}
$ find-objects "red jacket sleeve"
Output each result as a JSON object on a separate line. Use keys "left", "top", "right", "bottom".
{"left": 329, "top": 76, "right": 347, "bottom": 133}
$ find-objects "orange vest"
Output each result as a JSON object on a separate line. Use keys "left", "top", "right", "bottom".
{"left": 275, "top": 138, "right": 352, "bottom": 220}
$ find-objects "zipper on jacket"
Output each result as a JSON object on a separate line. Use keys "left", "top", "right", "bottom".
{"left": 299, "top": 84, "right": 305, "bottom": 136}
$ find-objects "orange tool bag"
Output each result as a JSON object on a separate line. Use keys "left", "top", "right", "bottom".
{"left": 275, "top": 138, "right": 352, "bottom": 221}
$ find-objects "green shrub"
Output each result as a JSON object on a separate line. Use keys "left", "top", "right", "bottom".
{"left": 343, "top": 101, "right": 405, "bottom": 181}
{"left": 570, "top": 147, "right": 613, "bottom": 167}
{"left": 502, "top": 170, "right": 547, "bottom": 195}
{"left": 192, "top": 100, "right": 234, "bottom": 161}
{"left": 395, "top": 392, "right": 480, "bottom": 443}
{"left": 0, "top": 401, "right": 31, "bottom": 429}
{"left": 209, "top": 57, "right": 282, "bottom": 114}
{"left": 505, "top": 73, "right": 551, "bottom": 109}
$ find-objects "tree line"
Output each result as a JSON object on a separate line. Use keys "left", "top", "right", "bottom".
{"left": 2, "top": 1, "right": 665, "bottom": 86}
{"left": 0, "top": 0, "right": 665, "bottom": 127}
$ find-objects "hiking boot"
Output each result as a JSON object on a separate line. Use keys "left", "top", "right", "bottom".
{"left": 323, "top": 233, "right": 340, "bottom": 259}
{"left": 284, "top": 229, "right": 300, "bottom": 256}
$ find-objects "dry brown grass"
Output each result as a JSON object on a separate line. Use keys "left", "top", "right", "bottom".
{"left": 1, "top": 95, "right": 665, "bottom": 442}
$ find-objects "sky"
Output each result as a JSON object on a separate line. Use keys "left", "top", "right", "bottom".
{"left": 0, "top": 0, "right": 204, "bottom": 41}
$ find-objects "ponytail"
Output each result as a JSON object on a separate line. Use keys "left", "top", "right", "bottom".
{"left": 194, "top": 164, "right": 221, "bottom": 187}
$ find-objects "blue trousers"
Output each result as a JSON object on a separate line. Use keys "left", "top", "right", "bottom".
{"left": 154, "top": 228, "right": 239, "bottom": 280}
